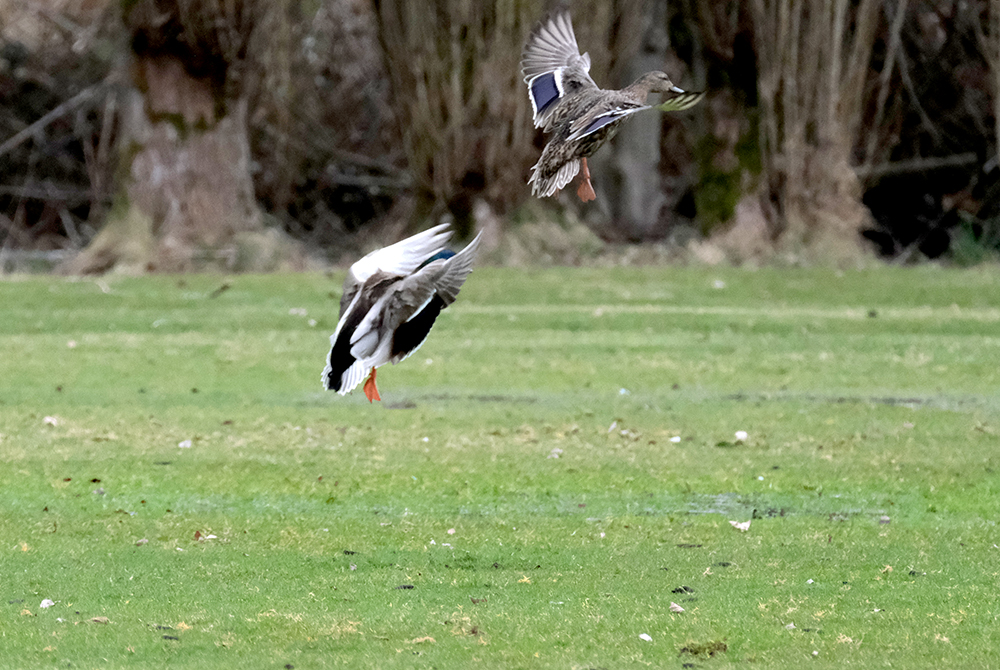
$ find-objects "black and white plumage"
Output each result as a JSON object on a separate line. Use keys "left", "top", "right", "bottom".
{"left": 521, "top": 12, "right": 705, "bottom": 200}
{"left": 322, "top": 224, "right": 481, "bottom": 401}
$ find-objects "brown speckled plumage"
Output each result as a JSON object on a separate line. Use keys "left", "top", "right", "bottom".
{"left": 521, "top": 13, "right": 705, "bottom": 200}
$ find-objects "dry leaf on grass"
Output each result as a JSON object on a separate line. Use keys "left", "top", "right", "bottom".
{"left": 729, "top": 520, "right": 751, "bottom": 532}
{"left": 407, "top": 636, "right": 435, "bottom": 644}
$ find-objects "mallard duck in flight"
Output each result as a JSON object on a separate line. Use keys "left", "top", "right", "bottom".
{"left": 322, "top": 224, "right": 481, "bottom": 402}
{"left": 521, "top": 12, "right": 705, "bottom": 202}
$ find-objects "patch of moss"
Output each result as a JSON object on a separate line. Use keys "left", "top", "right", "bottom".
{"left": 679, "top": 640, "right": 728, "bottom": 657}
{"left": 694, "top": 111, "right": 761, "bottom": 233}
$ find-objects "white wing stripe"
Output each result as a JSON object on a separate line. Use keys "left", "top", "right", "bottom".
{"left": 567, "top": 106, "right": 650, "bottom": 141}
{"left": 405, "top": 294, "right": 435, "bottom": 323}
{"left": 554, "top": 68, "right": 565, "bottom": 97}
{"left": 350, "top": 223, "right": 452, "bottom": 282}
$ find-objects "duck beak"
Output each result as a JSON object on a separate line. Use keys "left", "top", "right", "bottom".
{"left": 670, "top": 85, "right": 685, "bottom": 94}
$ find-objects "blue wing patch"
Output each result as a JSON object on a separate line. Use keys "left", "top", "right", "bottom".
{"left": 416, "top": 249, "right": 456, "bottom": 270}
{"left": 528, "top": 72, "right": 561, "bottom": 119}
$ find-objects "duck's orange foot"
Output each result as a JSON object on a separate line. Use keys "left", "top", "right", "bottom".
{"left": 363, "top": 368, "right": 381, "bottom": 403}
{"left": 576, "top": 156, "right": 597, "bottom": 202}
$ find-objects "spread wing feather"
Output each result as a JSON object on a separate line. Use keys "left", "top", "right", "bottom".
{"left": 567, "top": 105, "right": 649, "bottom": 141}
{"left": 433, "top": 232, "right": 482, "bottom": 304}
{"left": 348, "top": 223, "right": 452, "bottom": 283}
{"left": 521, "top": 12, "right": 597, "bottom": 129}
{"left": 520, "top": 12, "right": 590, "bottom": 81}
{"left": 654, "top": 90, "right": 707, "bottom": 113}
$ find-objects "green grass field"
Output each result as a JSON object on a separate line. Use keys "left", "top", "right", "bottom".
{"left": 2, "top": 266, "right": 1000, "bottom": 668}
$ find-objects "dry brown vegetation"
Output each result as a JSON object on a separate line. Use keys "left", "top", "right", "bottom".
{"left": 749, "top": 0, "right": 880, "bottom": 262}
{"left": 373, "top": 0, "right": 538, "bottom": 234}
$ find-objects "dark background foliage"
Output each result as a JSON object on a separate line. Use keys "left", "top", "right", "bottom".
{"left": 2, "top": 0, "right": 999, "bottom": 271}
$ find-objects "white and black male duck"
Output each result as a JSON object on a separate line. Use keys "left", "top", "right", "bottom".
{"left": 522, "top": 12, "right": 705, "bottom": 202}
{"left": 322, "top": 224, "right": 481, "bottom": 402}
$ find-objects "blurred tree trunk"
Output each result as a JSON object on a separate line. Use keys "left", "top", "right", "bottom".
{"left": 990, "top": 0, "right": 1000, "bottom": 169}
{"left": 681, "top": 0, "right": 774, "bottom": 261}
{"left": 586, "top": 0, "right": 701, "bottom": 241}
{"left": 603, "top": 0, "right": 669, "bottom": 240}
{"left": 62, "top": 0, "right": 302, "bottom": 274}
{"left": 749, "top": 0, "right": 880, "bottom": 262}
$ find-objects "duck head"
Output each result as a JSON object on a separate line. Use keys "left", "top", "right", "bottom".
{"left": 626, "top": 71, "right": 687, "bottom": 102}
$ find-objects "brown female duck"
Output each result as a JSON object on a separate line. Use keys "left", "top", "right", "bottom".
{"left": 521, "top": 12, "right": 705, "bottom": 201}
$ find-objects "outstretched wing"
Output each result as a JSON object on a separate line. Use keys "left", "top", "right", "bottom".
{"left": 348, "top": 223, "right": 452, "bottom": 283}
{"left": 388, "top": 232, "right": 483, "bottom": 364}
{"left": 345, "top": 266, "right": 441, "bottom": 370}
{"left": 374, "top": 231, "right": 481, "bottom": 343}
{"left": 521, "top": 13, "right": 598, "bottom": 130}
{"left": 565, "top": 90, "right": 705, "bottom": 142}
{"left": 520, "top": 12, "right": 591, "bottom": 82}
{"left": 432, "top": 231, "right": 481, "bottom": 304}
{"left": 567, "top": 104, "right": 649, "bottom": 141}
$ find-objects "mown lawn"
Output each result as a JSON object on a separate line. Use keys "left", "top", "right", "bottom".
{"left": 2, "top": 265, "right": 1000, "bottom": 668}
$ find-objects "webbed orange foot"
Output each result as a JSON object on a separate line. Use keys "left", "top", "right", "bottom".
{"left": 576, "top": 157, "right": 597, "bottom": 202}
{"left": 363, "top": 368, "right": 381, "bottom": 403}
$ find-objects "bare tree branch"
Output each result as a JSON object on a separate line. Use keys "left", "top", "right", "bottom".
{"left": 854, "top": 152, "right": 979, "bottom": 178}
{"left": 0, "top": 85, "right": 102, "bottom": 158}
{"left": 862, "top": 0, "right": 910, "bottom": 171}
